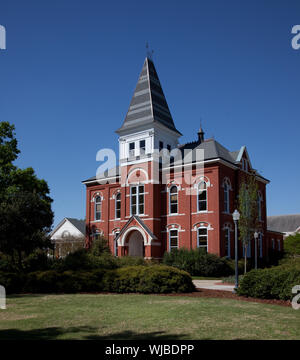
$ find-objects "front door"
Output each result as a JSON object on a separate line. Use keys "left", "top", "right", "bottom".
{"left": 128, "top": 230, "right": 144, "bottom": 257}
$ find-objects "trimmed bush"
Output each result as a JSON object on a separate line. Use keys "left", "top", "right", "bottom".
{"left": 237, "top": 267, "right": 300, "bottom": 300}
{"left": 0, "top": 265, "right": 194, "bottom": 295}
{"left": 163, "top": 248, "right": 232, "bottom": 277}
{"left": 104, "top": 265, "right": 195, "bottom": 294}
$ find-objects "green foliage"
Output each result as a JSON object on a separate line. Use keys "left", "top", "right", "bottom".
{"left": 88, "top": 236, "right": 111, "bottom": 256}
{"left": 283, "top": 234, "right": 300, "bottom": 257}
{"left": 238, "top": 175, "right": 260, "bottom": 273}
{"left": 162, "top": 248, "right": 232, "bottom": 277}
{"left": 237, "top": 267, "right": 300, "bottom": 300}
{"left": 0, "top": 265, "right": 194, "bottom": 294}
{"left": 0, "top": 122, "right": 53, "bottom": 269}
{"left": 115, "top": 256, "right": 148, "bottom": 267}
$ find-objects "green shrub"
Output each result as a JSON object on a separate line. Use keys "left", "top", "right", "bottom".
{"left": 0, "top": 265, "right": 194, "bottom": 294}
{"left": 237, "top": 267, "right": 300, "bottom": 300}
{"left": 283, "top": 234, "right": 300, "bottom": 256}
{"left": 163, "top": 248, "right": 232, "bottom": 277}
{"left": 115, "top": 256, "right": 148, "bottom": 268}
{"left": 104, "top": 265, "right": 195, "bottom": 294}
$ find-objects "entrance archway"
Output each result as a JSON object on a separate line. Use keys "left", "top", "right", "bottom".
{"left": 127, "top": 230, "right": 145, "bottom": 257}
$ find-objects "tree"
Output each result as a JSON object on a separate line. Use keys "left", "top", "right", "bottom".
{"left": 238, "top": 175, "right": 260, "bottom": 274}
{"left": 0, "top": 122, "right": 53, "bottom": 269}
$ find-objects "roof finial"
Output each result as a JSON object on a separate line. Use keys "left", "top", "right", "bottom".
{"left": 146, "top": 42, "right": 154, "bottom": 60}
{"left": 198, "top": 118, "right": 205, "bottom": 143}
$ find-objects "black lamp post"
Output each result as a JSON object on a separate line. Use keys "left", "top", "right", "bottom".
{"left": 232, "top": 209, "right": 240, "bottom": 293}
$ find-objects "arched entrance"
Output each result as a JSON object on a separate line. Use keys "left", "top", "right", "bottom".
{"left": 127, "top": 230, "right": 145, "bottom": 257}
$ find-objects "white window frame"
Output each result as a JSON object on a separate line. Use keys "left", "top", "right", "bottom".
{"left": 115, "top": 192, "right": 121, "bottom": 219}
{"left": 169, "top": 228, "right": 178, "bottom": 252}
{"left": 169, "top": 185, "right": 178, "bottom": 214}
{"left": 94, "top": 196, "right": 102, "bottom": 221}
{"left": 139, "top": 140, "right": 146, "bottom": 155}
{"left": 197, "top": 226, "right": 208, "bottom": 252}
{"left": 129, "top": 142, "right": 135, "bottom": 157}
{"left": 130, "top": 185, "right": 145, "bottom": 216}
{"left": 197, "top": 181, "right": 207, "bottom": 212}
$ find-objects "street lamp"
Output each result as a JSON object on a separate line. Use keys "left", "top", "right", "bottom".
{"left": 254, "top": 231, "right": 258, "bottom": 270}
{"left": 232, "top": 209, "right": 240, "bottom": 293}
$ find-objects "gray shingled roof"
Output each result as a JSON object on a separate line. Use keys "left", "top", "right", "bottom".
{"left": 82, "top": 166, "right": 120, "bottom": 183}
{"left": 115, "top": 215, "right": 157, "bottom": 243}
{"left": 116, "top": 57, "right": 182, "bottom": 136}
{"left": 267, "top": 214, "right": 300, "bottom": 233}
{"left": 178, "top": 138, "right": 238, "bottom": 164}
{"left": 66, "top": 218, "right": 86, "bottom": 235}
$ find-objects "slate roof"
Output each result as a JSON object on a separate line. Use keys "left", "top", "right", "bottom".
{"left": 82, "top": 166, "right": 120, "bottom": 183}
{"left": 66, "top": 218, "right": 86, "bottom": 235}
{"left": 267, "top": 214, "right": 300, "bottom": 233}
{"left": 116, "top": 57, "right": 182, "bottom": 136}
{"left": 178, "top": 138, "right": 239, "bottom": 164}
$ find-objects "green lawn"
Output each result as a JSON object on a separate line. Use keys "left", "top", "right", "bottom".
{"left": 0, "top": 294, "right": 299, "bottom": 340}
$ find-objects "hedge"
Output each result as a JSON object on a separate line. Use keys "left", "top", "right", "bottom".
{"left": 237, "top": 267, "right": 300, "bottom": 300}
{"left": 0, "top": 265, "right": 195, "bottom": 294}
{"left": 163, "top": 248, "right": 233, "bottom": 277}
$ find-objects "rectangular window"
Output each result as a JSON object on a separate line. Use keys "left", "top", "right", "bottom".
{"left": 198, "top": 190, "right": 207, "bottom": 211}
{"left": 198, "top": 228, "right": 208, "bottom": 252}
{"left": 115, "top": 193, "right": 121, "bottom": 219}
{"left": 243, "top": 239, "right": 251, "bottom": 258}
{"left": 169, "top": 229, "right": 178, "bottom": 251}
{"left": 277, "top": 239, "right": 281, "bottom": 251}
{"left": 159, "top": 141, "right": 163, "bottom": 151}
{"left": 130, "top": 185, "right": 145, "bottom": 215}
{"left": 167, "top": 144, "right": 171, "bottom": 152}
{"left": 129, "top": 142, "right": 135, "bottom": 157}
{"left": 140, "top": 140, "right": 146, "bottom": 155}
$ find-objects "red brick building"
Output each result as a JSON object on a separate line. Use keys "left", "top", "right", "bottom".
{"left": 82, "top": 57, "right": 283, "bottom": 260}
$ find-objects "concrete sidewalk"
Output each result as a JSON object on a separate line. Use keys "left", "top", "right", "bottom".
{"left": 193, "top": 280, "right": 234, "bottom": 292}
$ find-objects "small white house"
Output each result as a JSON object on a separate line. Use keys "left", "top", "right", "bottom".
{"left": 267, "top": 214, "right": 300, "bottom": 239}
{"left": 50, "top": 218, "right": 85, "bottom": 258}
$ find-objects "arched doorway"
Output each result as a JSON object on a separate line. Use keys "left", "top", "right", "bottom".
{"left": 127, "top": 230, "right": 145, "bottom": 257}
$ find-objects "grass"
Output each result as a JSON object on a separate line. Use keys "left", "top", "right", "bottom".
{"left": 0, "top": 294, "right": 299, "bottom": 340}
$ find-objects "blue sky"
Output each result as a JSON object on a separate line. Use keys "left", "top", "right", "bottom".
{"left": 0, "top": 0, "right": 299, "bottom": 228}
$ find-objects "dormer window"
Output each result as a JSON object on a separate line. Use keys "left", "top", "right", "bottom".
{"left": 139, "top": 140, "right": 146, "bottom": 155}
{"left": 129, "top": 142, "right": 135, "bottom": 157}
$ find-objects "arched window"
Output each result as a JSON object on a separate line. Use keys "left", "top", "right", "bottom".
{"left": 169, "top": 185, "right": 178, "bottom": 214}
{"left": 258, "top": 192, "right": 263, "bottom": 221}
{"left": 197, "top": 227, "right": 208, "bottom": 252}
{"left": 95, "top": 196, "right": 101, "bottom": 221}
{"left": 197, "top": 181, "right": 207, "bottom": 212}
{"left": 169, "top": 229, "right": 178, "bottom": 252}
{"left": 224, "top": 179, "right": 230, "bottom": 213}
{"left": 62, "top": 230, "right": 70, "bottom": 238}
{"left": 224, "top": 227, "right": 231, "bottom": 258}
{"left": 115, "top": 192, "right": 121, "bottom": 219}
{"left": 92, "top": 228, "right": 101, "bottom": 241}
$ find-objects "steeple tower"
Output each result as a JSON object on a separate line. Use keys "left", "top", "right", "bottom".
{"left": 198, "top": 122, "right": 205, "bottom": 143}
{"left": 117, "top": 57, "right": 182, "bottom": 164}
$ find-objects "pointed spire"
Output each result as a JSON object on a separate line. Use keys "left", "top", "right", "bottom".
{"left": 198, "top": 120, "right": 205, "bottom": 143}
{"left": 116, "top": 57, "right": 182, "bottom": 136}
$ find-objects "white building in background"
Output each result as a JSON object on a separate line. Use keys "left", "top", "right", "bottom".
{"left": 267, "top": 214, "right": 300, "bottom": 239}
{"left": 50, "top": 218, "right": 85, "bottom": 258}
